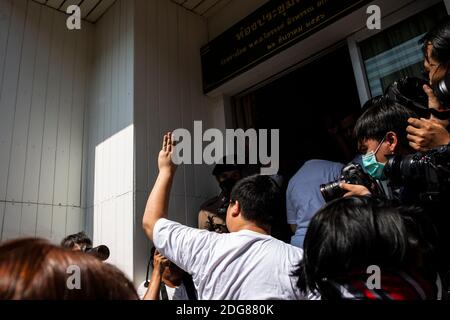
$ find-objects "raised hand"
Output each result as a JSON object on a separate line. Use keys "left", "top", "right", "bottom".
{"left": 158, "top": 132, "right": 177, "bottom": 175}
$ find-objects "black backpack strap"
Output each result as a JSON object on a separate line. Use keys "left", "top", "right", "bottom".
{"left": 183, "top": 274, "right": 198, "bottom": 300}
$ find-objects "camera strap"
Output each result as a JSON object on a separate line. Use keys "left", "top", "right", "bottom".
{"left": 429, "top": 108, "right": 450, "bottom": 120}
{"left": 160, "top": 283, "right": 169, "bottom": 300}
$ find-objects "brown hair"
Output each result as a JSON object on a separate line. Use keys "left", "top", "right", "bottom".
{"left": 0, "top": 238, "right": 138, "bottom": 300}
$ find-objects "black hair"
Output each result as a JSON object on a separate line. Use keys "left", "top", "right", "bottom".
{"left": 420, "top": 17, "right": 450, "bottom": 64}
{"left": 61, "top": 232, "right": 92, "bottom": 249}
{"left": 294, "top": 196, "right": 437, "bottom": 297}
{"left": 354, "top": 96, "right": 417, "bottom": 149}
{"left": 230, "top": 175, "right": 282, "bottom": 230}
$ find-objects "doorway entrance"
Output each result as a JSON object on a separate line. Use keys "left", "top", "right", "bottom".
{"left": 232, "top": 44, "right": 362, "bottom": 180}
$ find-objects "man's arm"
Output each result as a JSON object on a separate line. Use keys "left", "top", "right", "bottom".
{"left": 143, "top": 252, "right": 169, "bottom": 300}
{"left": 143, "top": 133, "right": 177, "bottom": 241}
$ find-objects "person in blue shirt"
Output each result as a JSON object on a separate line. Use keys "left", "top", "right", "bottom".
{"left": 286, "top": 109, "right": 363, "bottom": 249}
{"left": 286, "top": 160, "right": 344, "bottom": 248}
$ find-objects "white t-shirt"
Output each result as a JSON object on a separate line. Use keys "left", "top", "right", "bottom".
{"left": 137, "top": 280, "right": 189, "bottom": 300}
{"left": 153, "top": 218, "right": 305, "bottom": 300}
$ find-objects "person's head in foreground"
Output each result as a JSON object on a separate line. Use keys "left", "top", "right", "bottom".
{"left": 226, "top": 174, "right": 283, "bottom": 234}
{"left": 0, "top": 238, "right": 138, "bottom": 300}
{"left": 295, "top": 196, "right": 439, "bottom": 300}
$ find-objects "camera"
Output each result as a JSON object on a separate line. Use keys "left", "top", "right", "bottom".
{"left": 82, "top": 245, "right": 110, "bottom": 261}
{"left": 320, "top": 164, "right": 381, "bottom": 202}
{"left": 387, "top": 76, "right": 450, "bottom": 120}
{"left": 384, "top": 144, "right": 450, "bottom": 202}
{"left": 434, "top": 74, "right": 450, "bottom": 108}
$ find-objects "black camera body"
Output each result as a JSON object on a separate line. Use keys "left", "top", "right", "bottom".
{"left": 83, "top": 245, "right": 110, "bottom": 261}
{"left": 387, "top": 76, "right": 450, "bottom": 120}
{"left": 434, "top": 74, "right": 450, "bottom": 109}
{"left": 384, "top": 144, "right": 450, "bottom": 202}
{"left": 320, "top": 164, "right": 380, "bottom": 202}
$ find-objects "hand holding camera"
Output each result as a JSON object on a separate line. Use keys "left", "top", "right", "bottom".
{"left": 153, "top": 251, "right": 170, "bottom": 275}
{"left": 340, "top": 183, "right": 372, "bottom": 198}
{"left": 407, "top": 118, "right": 450, "bottom": 152}
{"left": 320, "top": 164, "right": 381, "bottom": 202}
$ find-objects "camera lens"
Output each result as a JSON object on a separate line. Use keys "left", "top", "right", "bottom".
{"left": 384, "top": 154, "right": 416, "bottom": 187}
{"left": 320, "top": 181, "right": 344, "bottom": 202}
{"left": 86, "top": 245, "right": 110, "bottom": 261}
{"left": 434, "top": 75, "right": 450, "bottom": 107}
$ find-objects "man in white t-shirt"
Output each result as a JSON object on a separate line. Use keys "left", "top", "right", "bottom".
{"left": 142, "top": 133, "right": 306, "bottom": 300}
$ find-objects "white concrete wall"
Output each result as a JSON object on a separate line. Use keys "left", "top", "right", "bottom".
{"left": 133, "top": 0, "right": 220, "bottom": 284}
{"left": 0, "top": 0, "right": 91, "bottom": 243}
{"left": 84, "top": 0, "right": 135, "bottom": 279}
{"left": 0, "top": 0, "right": 227, "bottom": 284}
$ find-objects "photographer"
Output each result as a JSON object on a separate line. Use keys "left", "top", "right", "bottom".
{"left": 341, "top": 96, "right": 417, "bottom": 198}
{"left": 407, "top": 18, "right": 450, "bottom": 151}
{"left": 138, "top": 247, "right": 197, "bottom": 300}
{"left": 61, "top": 232, "right": 110, "bottom": 261}
{"left": 341, "top": 94, "right": 450, "bottom": 283}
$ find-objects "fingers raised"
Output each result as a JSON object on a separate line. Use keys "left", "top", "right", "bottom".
{"left": 162, "top": 134, "right": 168, "bottom": 151}
{"left": 167, "top": 132, "right": 172, "bottom": 153}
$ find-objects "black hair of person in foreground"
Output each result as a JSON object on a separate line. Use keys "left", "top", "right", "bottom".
{"left": 295, "top": 196, "right": 442, "bottom": 300}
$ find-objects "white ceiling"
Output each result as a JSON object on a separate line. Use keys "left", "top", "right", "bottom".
{"left": 33, "top": 0, "right": 117, "bottom": 23}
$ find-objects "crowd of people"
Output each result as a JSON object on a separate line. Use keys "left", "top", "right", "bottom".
{"left": 1, "top": 18, "right": 450, "bottom": 301}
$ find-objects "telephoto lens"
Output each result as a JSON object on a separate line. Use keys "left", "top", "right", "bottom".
{"left": 320, "top": 181, "right": 345, "bottom": 203}
{"left": 383, "top": 154, "right": 415, "bottom": 187}
{"left": 85, "top": 245, "right": 110, "bottom": 261}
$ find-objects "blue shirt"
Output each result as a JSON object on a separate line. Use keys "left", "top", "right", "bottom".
{"left": 286, "top": 160, "right": 345, "bottom": 248}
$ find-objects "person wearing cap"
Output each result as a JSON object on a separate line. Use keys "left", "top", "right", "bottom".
{"left": 197, "top": 156, "right": 243, "bottom": 234}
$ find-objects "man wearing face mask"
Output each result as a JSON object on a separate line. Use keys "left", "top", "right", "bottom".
{"left": 406, "top": 18, "right": 450, "bottom": 152}
{"left": 198, "top": 156, "right": 243, "bottom": 233}
{"left": 341, "top": 96, "right": 418, "bottom": 199}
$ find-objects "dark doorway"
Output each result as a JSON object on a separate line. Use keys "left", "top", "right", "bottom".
{"left": 232, "top": 44, "right": 362, "bottom": 180}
